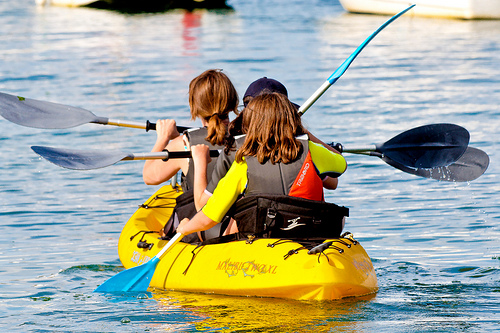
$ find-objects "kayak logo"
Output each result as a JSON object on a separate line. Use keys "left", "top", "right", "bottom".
{"left": 281, "top": 217, "right": 306, "bottom": 230}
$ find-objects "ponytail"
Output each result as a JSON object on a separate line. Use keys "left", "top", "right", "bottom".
{"left": 188, "top": 69, "right": 239, "bottom": 146}
{"left": 205, "top": 113, "right": 227, "bottom": 146}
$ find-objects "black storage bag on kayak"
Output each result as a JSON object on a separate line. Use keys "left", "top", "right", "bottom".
{"left": 162, "top": 189, "right": 198, "bottom": 243}
{"left": 162, "top": 189, "right": 221, "bottom": 243}
{"left": 230, "top": 194, "right": 349, "bottom": 240}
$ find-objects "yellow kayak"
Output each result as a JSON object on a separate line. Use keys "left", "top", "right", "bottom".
{"left": 118, "top": 185, "right": 378, "bottom": 301}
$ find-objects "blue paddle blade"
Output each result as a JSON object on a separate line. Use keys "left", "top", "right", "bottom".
{"left": 94, "top": 233, "right": 183, "bottom": 293}
{"left": 94, "top": 257, "right": 160, "bottom": 293}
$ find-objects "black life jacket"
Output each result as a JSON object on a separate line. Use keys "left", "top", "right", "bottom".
{"left": 163, "top": 127, "right": 223, "bottom": 244}
{"left": 180, "top": 127, "right": 223, "bottom": 192}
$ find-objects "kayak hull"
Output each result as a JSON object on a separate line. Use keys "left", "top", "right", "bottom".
{"left": 118, "top": 185, "right": 378, "bottom": 300}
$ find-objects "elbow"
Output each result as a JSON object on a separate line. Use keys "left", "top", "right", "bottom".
{"left": 201, "top": 218, "right": 218, "bottom": 232}
{"left": 194, "top": 192, "right": 210, "bottom": 212}
{"left": 143, "top": 175, "right": 160, "bottom": 185}
{"left": 323, "top": 176, "right": 338, "bottom": 190}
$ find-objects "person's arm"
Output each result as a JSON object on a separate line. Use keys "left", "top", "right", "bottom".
{"left": 177, "top": 161, "right": 248, "bottom": 235}
{"left": 306, "top": 134, "right": 343, "bottom": 190}
{"left": 322, "top": 176, "right": 338, "bottom": 190}
{"left": 143, "top": 119, "right": 186, "bottom": 185}
{"left": 196, "top": 150, "right": 234, "bottom": 208}
{"left": 177, "top": 212, "right": 217, "bottom": 236}
{"left": 306, "top": 130, "right": 341, "bottom": 154}
{"left": 191, "top": 144, "right": 211, "bottom": 211}
{"left": 196, "top": 192, "right": 211, "bottom": 211}
{"left": 309, "top": 141, "right": 347, "bottom": 190}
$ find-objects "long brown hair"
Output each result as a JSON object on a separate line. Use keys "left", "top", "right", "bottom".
{"left": 189, "top": 69, "right": 239, "bottom": 146}
{"left": 235, "top": 92, "right": 306, "bottom": 164}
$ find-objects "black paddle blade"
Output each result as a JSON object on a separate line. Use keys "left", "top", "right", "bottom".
{"left": 32, "top": 146, "right": 130, "bottom": 170}
{"left": 0, "top": 92, "right": 102, "bottom": 129}
{"left": 377, "top": 123, "right": 470, "bottom": 169}
{"left": 382, "top": 147, "right": 489, "bottom": 182}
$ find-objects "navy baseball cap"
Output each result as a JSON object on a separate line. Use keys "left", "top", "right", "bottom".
{"left": 243, "top": 77, "right": 299, "bottom": 109}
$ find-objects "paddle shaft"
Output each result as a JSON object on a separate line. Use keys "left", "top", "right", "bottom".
{"left": 156, "top": 233, "right": 183, "bottom": 259}
{"left": 124, "top": 149, "right": 220, "bottom": 161}
{"left": 93, "top": 117, "right": 189, "bottom": 133}
{"left": 31, "top": 145, "right": 221, "bottom": 170}
{"left": 32, "top": 122, "right": 469, "bottom": 171}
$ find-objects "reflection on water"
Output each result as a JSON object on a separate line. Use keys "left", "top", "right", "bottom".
{"left": 181, "top": 11, "right": 202, "bottom": 56}
{"left": 27, "top": 4, "right": 241, "bottom": 123}
{"left": 153, "top": 290, "right": 376, "bottom": 332}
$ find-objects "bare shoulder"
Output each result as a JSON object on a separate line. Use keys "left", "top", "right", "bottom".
{"left": 166, "top": 134, "right": 188, "bottom": 151}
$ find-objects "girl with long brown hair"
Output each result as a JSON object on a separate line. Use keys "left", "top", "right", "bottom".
{"left": 142, "top": 69, "right": 238, "bottom": 192}
{"left": 177, "top": 92, "right": 347, "bottom": 237}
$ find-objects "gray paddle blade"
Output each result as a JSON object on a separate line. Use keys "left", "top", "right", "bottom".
{"left": 32, "top": 146, "right": 129, "bottom": 170}
{"left": 0, "top": 92, "right": 103, "bottom": 129}
{"left": 383, "top": 147, "right": 489, "bottom": 182}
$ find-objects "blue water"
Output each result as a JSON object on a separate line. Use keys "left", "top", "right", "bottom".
{"left": 1, "top": 0, "right": 499, "bottom": 331}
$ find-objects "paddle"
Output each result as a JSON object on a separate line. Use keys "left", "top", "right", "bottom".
{"left": 337, "top": 123, "right": 469, "bottom": 168}
{"left": 0, "top": 92, "right": 190, "bottom": 132}
{"left": 31, "top": 145, "right": 221, "bottom": 170}
{"left": 298, "top": 4, "right": 416, "bottom": 115}
{"left": 94, "top": 233, "right": 184, "bottom": 293}
{"left": 32, "top": 123, "right": 469, "bottom": 170}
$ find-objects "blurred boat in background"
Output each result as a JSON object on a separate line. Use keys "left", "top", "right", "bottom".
{"left": 36, "top": 0, "right": 94, "bottom": 6}
{"left": 36, "top": 0, "right": 229, "bottom": 11}
{"left": 338, "top": 0, "right": 500, "bottom": 19}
